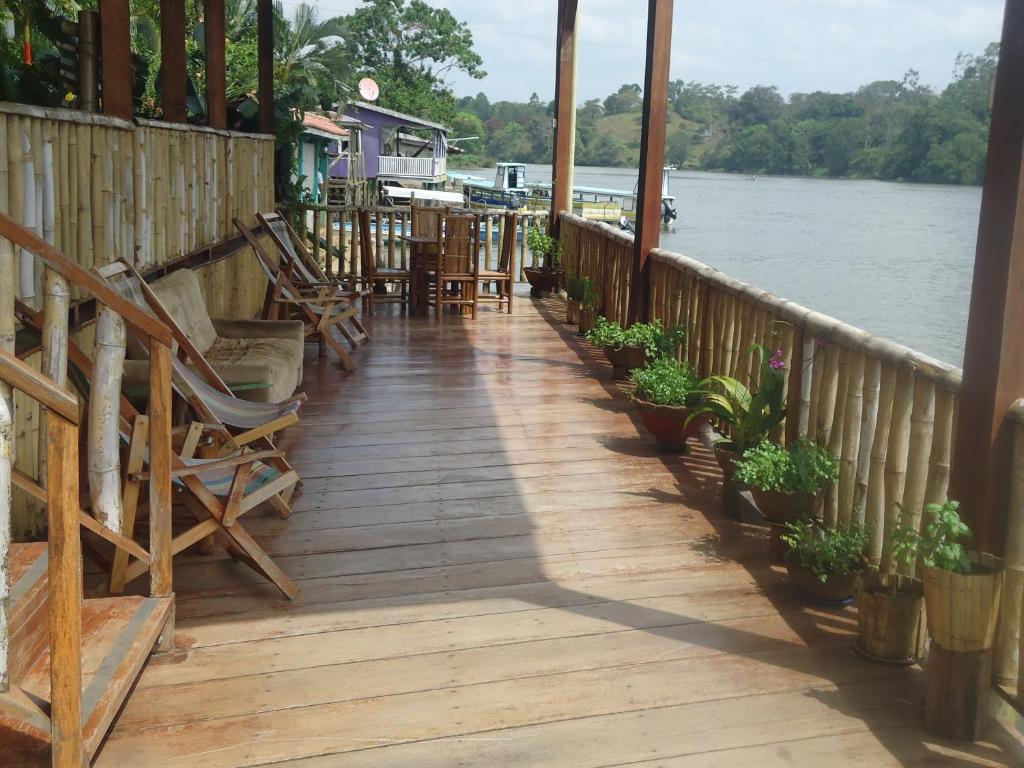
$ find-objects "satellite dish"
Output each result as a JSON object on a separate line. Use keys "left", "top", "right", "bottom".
{"left": 358, "top": 78, "right": 380, "bottom": 102}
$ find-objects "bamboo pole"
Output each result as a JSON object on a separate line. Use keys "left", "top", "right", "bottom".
{"left": 88, "top": 305, "right": 126, "bottom": 534}
{"left": 837, "top": 351, "right": 865, "bottom": 527}
{"left": 824, "top": 346, "right": 850, "bottom": 527}
{"left": 925, "top": 387, "right": 955, "bottom": 506}
{"left": 852, "top": 356, "right": 881, "bottom": 526}
{"left": 880, "top": 367, "right": 914, "bottom": 573}
{"left": 900, "top": 376, "right": 937, "bottom": 538}
{"left": 18, "top": 118, "right": 36, "bottom": 303}
{"left": 997, "top": 410, "right": 1024, "bottom": 685}
{"left": 865, "top": 364, "right": 897, "bottom": 563}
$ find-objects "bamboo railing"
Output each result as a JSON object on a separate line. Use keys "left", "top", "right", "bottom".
{"left": 995, "top": 399, "right": 1024, "bottom": 695}
{"left": 559, "top": 218, "right": 633, "bottom": 326}
{"left": 290, "top": 203, "right": 549, "bottom": 282}
{"left": 559, "top": 212, "right": 962, "bottom": 565}
{"left": 0, "top": 102, "right": 274, "bottom": 536}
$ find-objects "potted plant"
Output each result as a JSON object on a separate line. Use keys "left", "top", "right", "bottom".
{"left": 524, "top": 225, "right": 562, "bottom": 296}
{"left": 687, "top": 344, "right": 787, "bottom": 480}
{"left": 630, "top": 357, "right": 708, "bottom": 452}
{"left": 577, "top": 277, "right": 599, "bottom": 336}
{"left": 587, "top": 317, "right": 685, "bottom": 378}
{"left": 733, "top": 439, "right": 838, "bottom": 524}
{"left": 890, "top": 500, "right": 1004, "bottom": 653}
{"left": 856, "top": 567, "right": 927, "bottom": 664}
{"left": 781, "top": 518, "right": 867, "bottom": 604}
{"left": 565, "top": 274, "right": 586, "bottom": 325}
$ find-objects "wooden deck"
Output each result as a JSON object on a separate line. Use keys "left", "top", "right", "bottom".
{"left": 94, "top": 293, "right": 1024, "bottom": 767}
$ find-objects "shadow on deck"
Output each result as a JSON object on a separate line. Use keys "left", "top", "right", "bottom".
{"left": 94, "top": 289, "right": 1024, "bottom": 767}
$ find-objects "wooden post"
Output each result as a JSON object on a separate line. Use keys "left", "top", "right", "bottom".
{"left": 148, "top": 340, "right": 174, "bottom": 650}
{"left": 205, "top": 0, "right": 227, "bottom": 129}
{"left": 46, "top": 412, "right": 84, "bottom": 768}
{"left": 160, "top": 0, "right": 187, "bottom": 122}
{"left": 940, "top": 0, "right": 1024, "bottom": 741}
{"left": 78, "top": 10, "right": 100, "bottom": 113}
{"left": 99, "top": 0, "right": 133, "bottom": 119}
{"left": 628, "top": 0, "right": 674, "bottom": 324}
{"left": 257, "top": 0, "right": 275, "bottom": 135}
{"left": 548, "top": 0, "right": 578, "bottom": 236}
{"left": 950, "top": 0, "right": 1024, "bottom": 556}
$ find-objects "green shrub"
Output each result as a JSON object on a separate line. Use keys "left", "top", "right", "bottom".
{"left": 566, "top": 274, "right": 587, "bottom": 301}
{"left": 526, "top": 224, "right": 562, "bottom": 270}
{"left": 734, "top": 439, "right": 839, "bottom": 494}
{"left": 587, "top": 317, "right": 685, "bottom": 360}
{"left": 630, "top": 358, "right": 701, "bottom": 407}
{"left": 890, "top": 500, "right": 972, "bottom": 574}
{"left": 782, "top": 518, "right": 867, "bottom": 582}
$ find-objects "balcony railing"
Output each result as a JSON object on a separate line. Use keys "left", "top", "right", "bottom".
{"left": 378, "top": 155, "right": 447, "bottom": 179}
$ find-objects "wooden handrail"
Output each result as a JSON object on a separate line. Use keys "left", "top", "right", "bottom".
{"left": 0, "top": 349, "right": 79, "bottom": 425}
{"left": 0, "top": 211, "right": 173, "bottom": 346}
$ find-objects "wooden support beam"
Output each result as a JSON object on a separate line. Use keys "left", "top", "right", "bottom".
{"left": 628, "top": 0, "right": 674, "bottom": 323}
{"left": 949, "top": 0, "right": 1024, "bottom": 556}
{"left": 98, "top": 0, "right": 133, "bottom": 119}
{"left": 257, "top": 0, "right": 275, "bottom": 135}
{"left": 148, "top": 341, "right": 175, "bottom": 650}
{"left": 205, "top": 0, "right": 227, "bottom": 129}
{"left": 548, "top": 0, "right": 579, "bottom": 236}
{"left": 160, "top": 0, "right": 187, "bottom": 122}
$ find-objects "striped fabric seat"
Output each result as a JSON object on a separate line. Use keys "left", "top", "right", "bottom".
{"left": 171, "top": 357, "right": 301, "bottom": 430}
{"left": 173, "top": 456, "right": 282, "bottom": 496}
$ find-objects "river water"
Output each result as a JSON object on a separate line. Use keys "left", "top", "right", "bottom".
{"left": 467, "top": 164, "right": 982, "bottom": 367}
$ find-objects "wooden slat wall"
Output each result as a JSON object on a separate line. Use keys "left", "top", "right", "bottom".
{"left": 559, "top": 212, "right": 962, "bottom": 566}
{"left": 0, "top": 102, "right": 275, "bottom": 537}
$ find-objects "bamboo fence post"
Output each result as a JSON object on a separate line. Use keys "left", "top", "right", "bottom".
{"left": 485, "top": 214, "right": 494, "bottom": 267}
{"left": 997, "top": 417, "right": 1024, "bottom": 684}
{"left": 375, "top": 210, "right": 383, "bottom": 265}
{"left": 880, "top": 367, "right": 914, "bottom": 573}
{"left": 924, "top": 387, "right": 956, "bottom": 506}
{"left": 865, "top": 364, "right": 897, "bottom": 563}
{"left": 387, "top": 210, "right": 396, "bottom": 269}
{"left": 18, "top": 118, "right": 37, "bottom": 303}
{"left": 852, "top": 357, "right": 881, "bottom": 526}
{"left": 825, "top": 346, "right": 851, "bottom": 527}
{"left": 325, "top": 208, "right": 334, "bottom": 278}
{"left": 900, "top": 376, "right": 937, "bottom": 539}
{"left": 88, "top": 306, "right": 126, "bottom": 534}
{"left": 838, "top": 352, "right": 865, "bottom": 527}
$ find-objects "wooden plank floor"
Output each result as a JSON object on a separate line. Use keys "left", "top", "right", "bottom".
{"left": 95, "top": 292, "right": 1024, "bottom": 767}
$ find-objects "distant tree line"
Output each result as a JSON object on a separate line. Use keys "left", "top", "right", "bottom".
{"left": 452, "top": 44, "right": 996, "bottom": 186}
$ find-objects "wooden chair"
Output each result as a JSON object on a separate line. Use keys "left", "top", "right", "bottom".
{"left": 235, "top": 216, "right": 368, "bottom": 372}
{"left": 426, "top": 213, "right": 480, "bottom": 319}
{"left": 258, "top": 210, "right": 365, "bottom": 296}
{"left": 357, "top": 208, "right": 411, "bottom": 313}
{"left": 410, "top": 206, "right": 444, "bottom": 313}
{"left": 477, "top": 211, "right": 518, "bottom": 314}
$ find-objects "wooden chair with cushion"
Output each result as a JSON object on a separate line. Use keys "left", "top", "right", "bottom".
{"left": 357, "top": 208, "right": 411, "bottom": 313}
{"left": 426, "top": 213, "right": 480, "bottom": 319}
{"left": 477, "top": 211, "right": 517, "bottom": 314}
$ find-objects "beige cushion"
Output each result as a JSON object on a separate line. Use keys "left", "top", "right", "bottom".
{"left": 204, "top": 337, "right": 302, "bottom": 403}
{"left": 149, "top": 270, "right": 220, "bottom": 355}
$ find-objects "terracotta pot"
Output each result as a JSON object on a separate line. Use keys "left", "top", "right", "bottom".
{"left": 713, "top": 442, "right": 743, "bottom": 480}
{"left": 785, "top": 554, "right": 862, "bottom": 604}
{"left": 632, "top": 397, "right": 709, "bottom": 452}
{"left": 577, "top": 308, "right": 596, "bottom": 336}
{"left": 566, "top": 298, "right": 580, "bottom": 325}
{"left": 524, "top": 267, "right": 560, "bottom": 296}
{"left": 856, "top": 571, "right": 927, "bottom": 664}
{"left": 749, "top": 486, "right": 817, "bottom": 524}
{"left": 603, "top": 344, "right": 646, "bottom": 378}
{"left": 922, "top": 552, "right": 1003, "bottom": 651}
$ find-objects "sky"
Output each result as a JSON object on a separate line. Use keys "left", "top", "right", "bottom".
{"left": 286, "top": 0, "right": 1006, "bottom": 102}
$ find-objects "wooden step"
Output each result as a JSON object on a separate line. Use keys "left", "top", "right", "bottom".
{"left": 9, "top": 543, "right": 49, "bottom": 682}
{"left": 0, "top": 594, "right": 173, "bottom": 764}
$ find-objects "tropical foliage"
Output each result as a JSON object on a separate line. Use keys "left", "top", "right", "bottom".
{"left": 687, "top": 343, "right": 787, "bottom": 455}
{"left": 734, "top": 439, "right": 839, "bottom": 495}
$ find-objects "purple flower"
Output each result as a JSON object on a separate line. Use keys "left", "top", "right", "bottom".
{"left": 768, "top": 348, "right": 785, "bottom": 370}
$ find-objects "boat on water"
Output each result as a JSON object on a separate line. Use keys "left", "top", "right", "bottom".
{"left": 450, "top": 162, "right": 678, "bottom": 228}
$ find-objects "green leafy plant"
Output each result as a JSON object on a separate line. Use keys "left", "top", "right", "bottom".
{"left": 566, "top": 273, "right": 587, "bottom": 302}
{"left": 890, "top": 500, "right": 972, "bottom": 574}
{"left": 587, "top": 317, "right": 685, "bottom": 361}
{"left": 686, "top": 343, "right": 786, "bottom": 455}
{"left": 580, "top": 276, "right": 599, "bottom": 310}
{"left": 733, "top": 439, "right": 839, "bottom": 494}
{"left": 526, "top": 224, "right": 562, "bottom": 270}
{"left": 630, "top": 358, "right": 701, "bottom": 407}
{"left": 782, "top": 518, "right": 867, "bottom": 582}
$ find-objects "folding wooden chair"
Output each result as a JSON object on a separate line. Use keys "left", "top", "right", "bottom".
{"left": 477, "top": 211, "right": 517, "bottom": 314}
{"left": 357, "top": 208, "right": 411, "bottom": 313}
{"left": 258, "top": 210, "right": 365, "bottom": 295}
{"left": 426, "top": 213, "right": 480, "bottom": 319}
{"left": 235, "top": 216, "right": 368, "bottom": 371}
